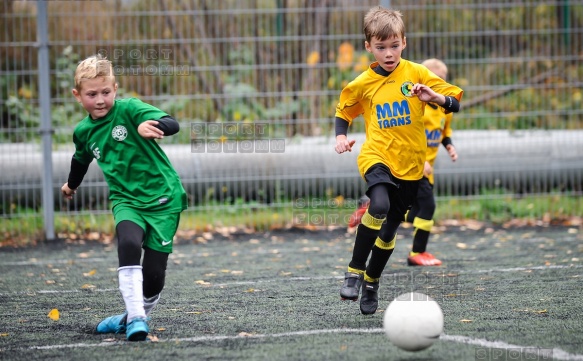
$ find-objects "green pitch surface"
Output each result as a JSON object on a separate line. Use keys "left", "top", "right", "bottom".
{"left": 1, "top": 226, "right": 582, "bottom": 361}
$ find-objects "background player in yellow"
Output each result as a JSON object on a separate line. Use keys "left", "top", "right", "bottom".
{"left": 405, "top": 58, "right": 458, "bottom": 266}
{"left": 334, "top": 7, "right": 463, "bottom": 315}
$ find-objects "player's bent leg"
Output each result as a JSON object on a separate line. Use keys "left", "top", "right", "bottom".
{"left": 142, "top": 247, "right": 168, "bottom": 298}
{"left": 360, "top": 234, "right": 396, "bottom": 315}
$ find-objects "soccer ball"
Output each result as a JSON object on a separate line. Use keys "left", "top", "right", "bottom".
{"left": 383, "top": 292, "right": 444, "bottom": 352}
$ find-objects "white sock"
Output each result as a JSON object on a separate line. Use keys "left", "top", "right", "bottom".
{"left": 118, "top": 266, "right": 146, "bottom": 322}
{"left": 143, "top": 294, "right": 160, "bottom": 316}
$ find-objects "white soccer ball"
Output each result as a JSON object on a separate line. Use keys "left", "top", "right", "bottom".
{"left": 383, "top": 292, "right": 444, "bottom": 352}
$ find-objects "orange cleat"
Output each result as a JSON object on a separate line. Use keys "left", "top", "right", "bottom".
{"left": 348, "top": 198, "right": 370, "bottom": 228}
{"left": 407, "top": 252, "right": 442, "bottom": 266}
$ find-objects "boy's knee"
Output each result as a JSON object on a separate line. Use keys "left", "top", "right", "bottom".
{"left": 367, "top": 201, "right": 389, "bottom": 219}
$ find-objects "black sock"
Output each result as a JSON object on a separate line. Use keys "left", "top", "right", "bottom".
{"left": 348, "top": 224, "right": 380, "bottom": 271}
{"left": 366, "top": 241, "right": 394, "bottom": 281}
{"left": 411, "top": 229, "right": 430, "bottom": 253}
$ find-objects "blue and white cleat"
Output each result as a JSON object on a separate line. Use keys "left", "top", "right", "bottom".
{"left": 126, "top": 317, "right": 149, "bottom": 341}
{"left": 95, "top": 313, "right": 127, "bottom": 334}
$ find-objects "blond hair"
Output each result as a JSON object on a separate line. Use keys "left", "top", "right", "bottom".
{"left": 422, "top": 58, "right": 448, "bottom": 80}
{"left": 363, "top": 7, "right": 405, "bottom": 43}
{"left": 74, "top": 54, "right": 115, "bottom": 91}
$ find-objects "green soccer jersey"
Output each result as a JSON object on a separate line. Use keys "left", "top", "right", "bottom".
{"left": 72, "top": 98, "right": 187, "bottom": 213}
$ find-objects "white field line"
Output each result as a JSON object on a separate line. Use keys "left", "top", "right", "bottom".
{"left": 21, "top": 329, "right": 583, "bottom": 360}
{"left": 0, "top": 264, "right": 581, "bottom": 297}
{"left": 440, "top": 334, "right": 583, "bottom": 361}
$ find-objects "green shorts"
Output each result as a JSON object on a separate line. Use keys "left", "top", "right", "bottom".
{"left": 113, "top": 206, "right": 181, "bottom": 253}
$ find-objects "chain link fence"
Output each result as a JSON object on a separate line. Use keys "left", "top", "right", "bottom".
{"left": 1, "top": 0, "right": 582, "bottom": 243}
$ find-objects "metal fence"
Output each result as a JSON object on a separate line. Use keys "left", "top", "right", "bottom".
{"left": 1, "top": 0, "right": 582, "bottom": 243}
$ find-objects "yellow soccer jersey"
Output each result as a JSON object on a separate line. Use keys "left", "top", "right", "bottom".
{"left": 424, "top": 104, "right": 453, "bottom": 185}
{"left": 335, "top": 59, "right": 463, "bottom": 181}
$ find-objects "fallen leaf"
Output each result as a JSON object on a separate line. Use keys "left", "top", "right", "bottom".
{"left": 81, "top": 284, "right": 96, "bottom": 289}
{"left": 156, "top": 328, "right": 166, "bottom": 331}
{"left": 83, "top": 269, "right": 97, "bottom": 277}
{"left": 195, "top": 280, "right": 210, "bottom": 285}
{"left": 456, "top": 243, "right": 468, "bottom": 249}
{"left": 48, "top": 309, "right": 60, "bottom": 321}
{"left": 460, "top": 319, "right": 473, "bottom": 323}
{"left": 147, "top": 334, "right": 159, "bottom": 342}
{"left": 535, "top": 309, "right": 548, "bottom": 314}
{"left": 0, "top": 333, "right": 8, "bottom": 337}
{"left": 238, "top": 332, "right": 254, "bottom": 337}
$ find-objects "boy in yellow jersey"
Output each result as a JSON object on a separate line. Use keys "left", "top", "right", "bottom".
{"left": 335, "top": 7, "right": 463, "bottom": 314}
{"left": 406, "top": 58, "right": 458, "bottom": 267}
{"left": 349, "top": 58, "right": 458, "bottom": 266}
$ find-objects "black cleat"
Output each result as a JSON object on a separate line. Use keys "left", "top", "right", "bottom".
{"left": 359, "top": 281, "right": 379, "bottom": 315}
{"left": 340, "top": 272, "right": 363, "bottom": 301}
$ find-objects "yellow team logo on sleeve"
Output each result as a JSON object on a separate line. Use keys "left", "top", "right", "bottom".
{"left": 401, "top": 81, "right": 414, "bottom": 97}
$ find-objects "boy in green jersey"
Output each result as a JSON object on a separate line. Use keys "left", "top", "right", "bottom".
{"left": 61, "top": 54, "right": 187, "bottom": 341}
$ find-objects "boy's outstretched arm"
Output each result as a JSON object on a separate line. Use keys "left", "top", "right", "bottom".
{"left": 411, "top": 84, "right": 460, "bottom": 112}
{"left": 442, "top": 137, "right": 458, "bottom": 162}
{"left": 62, "top": 157, "right": 90, "bottom": 199}
{"left": 334, "top": 116, "right": 355, "bottom": 154}
{"left": 138, "top": 115, "right": 180, "bottom": 139}
{"left": 154, "top": 115, "right": 180, "bottom": 135}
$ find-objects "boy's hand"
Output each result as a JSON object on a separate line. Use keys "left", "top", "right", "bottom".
{"left": 423, "top": 161, "right": 433, "bottom": 178}
{"left": 335, "top": 135, "right": 356, "bottom": 154}
{"left": 411, "top": 83, "right": 444, "bottom": 104}
{"left": 61, "top": 183, "right": 76, "bottom": 200}
{"left": 446, "top": 144, "right": 458, "bottom": 162}
{"left": 138, "top": 120, "right": 164, "bottom": 139}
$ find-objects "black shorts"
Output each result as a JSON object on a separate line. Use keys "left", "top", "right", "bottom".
{"left": 410, "top": 177, "right": 436, "bottom": 220}
{"left": 416, "top": 177, "right": 434, "bottom": 203}
{"left": 364, "top": 163, "right": 420, "bottom": 218}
